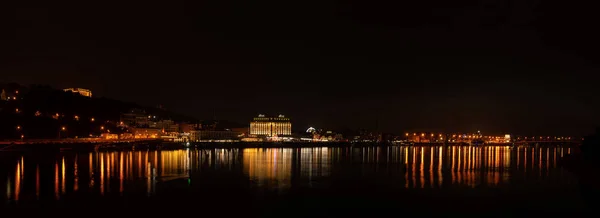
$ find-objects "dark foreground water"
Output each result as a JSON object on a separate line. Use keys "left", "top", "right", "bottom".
{"left": 0, "top": 145, "right": 586, "bottom": 217}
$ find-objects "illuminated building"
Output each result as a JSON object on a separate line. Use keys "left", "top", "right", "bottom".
{"left": 150, "top": 119, "right": 179, "bottom": 133}
{"left": 1, "top": 89, "right": 6, "bottom": 101}
{"left": 250, "top": 114, "right": 291, "bottom": 136}
{"left": 120, "top": 109, "right": 150, "bottom": 127}
{"left": 100, "top": 133, "right": 119, "bottom": 140}
{"left": 63, "top": 88, "right": 92, "bottom": 97}
{"left": 130, "top": 128, "right": 163, "bottom": 139}
{"left": 161, "top": 132, "right": 189, "bottom": 142}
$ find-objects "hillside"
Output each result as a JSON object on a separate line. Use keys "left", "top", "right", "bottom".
{"left": 0, "top": 83, "right": 198, "bottom": 139}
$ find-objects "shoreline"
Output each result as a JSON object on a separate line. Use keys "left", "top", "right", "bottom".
{"left": 0, "top": 140, "right": 579, "bottom": 152}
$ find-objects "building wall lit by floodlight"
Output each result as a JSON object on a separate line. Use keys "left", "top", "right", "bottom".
{"left": 64, "top": 88, "right": 92, "bottom": 97}
{"left": 250, "top": 114, "right": 291, "bottom": 136}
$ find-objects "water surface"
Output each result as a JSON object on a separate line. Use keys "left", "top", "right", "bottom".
{"left": 0, "top": 145, "right": 583, "bottom": 216}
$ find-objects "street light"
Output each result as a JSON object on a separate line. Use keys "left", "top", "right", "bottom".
{"left": 58, "top": 126, "right": 67, "bottom": 139}
{"left": 100, "top": 126, "right": 105, "bottom": 130}
{"left": 91, "top": 117, "right": 95, "bottom": 122}
{"left": 16, "top": 125, "right": 21, "bottom": 130}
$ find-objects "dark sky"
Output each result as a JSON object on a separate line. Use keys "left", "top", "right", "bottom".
{"left": 2, "top": 1, "right": 599, "bottom": 136}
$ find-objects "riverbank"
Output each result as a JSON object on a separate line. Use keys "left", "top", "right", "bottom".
{"left": 0, "top": 140, "right": 579, "bottom": 152}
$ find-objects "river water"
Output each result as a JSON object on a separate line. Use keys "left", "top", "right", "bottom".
{"left": 0, "top": 145, "right": 585, "bottom": 216}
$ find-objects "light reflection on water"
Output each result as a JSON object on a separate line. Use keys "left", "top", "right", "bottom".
{"left": 1, "top": 145, "right": 575, "bottom": 203}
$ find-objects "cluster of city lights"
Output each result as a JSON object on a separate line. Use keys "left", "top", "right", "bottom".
{"left": 516, "top": 136, "right": 573, "bottom": 141}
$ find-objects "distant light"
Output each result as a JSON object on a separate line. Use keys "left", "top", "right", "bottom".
{"left": 91, "top": 117, "right": 95, "bottom": 122}
{"left": 16, "top": 126, "right": 21, "bottom": 130}
{"left": 61, "top": 127, "right": 66, "bottom": 131}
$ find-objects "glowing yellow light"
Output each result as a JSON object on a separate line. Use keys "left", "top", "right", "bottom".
{"left": 61, "top": 127, "right": 66, "bottom": 131}
{"left": 100, "top": 126, "right": 104, "bottom": 130}
{"left": 91, "top": 118, "right": 95, "bottom": 122}
{"left": 17, "top": 125, "right": 21, "bottom": 130}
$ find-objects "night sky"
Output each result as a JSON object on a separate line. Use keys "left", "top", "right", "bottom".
{"left": 2, "top": 1, "right": 599, "bottom": 136}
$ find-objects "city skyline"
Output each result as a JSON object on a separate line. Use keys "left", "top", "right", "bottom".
{"left": 2, "top": 84, "right": 587, "bottom": 138}
{"left": 2, "top": 1, "right": 596, "bottom": 215}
